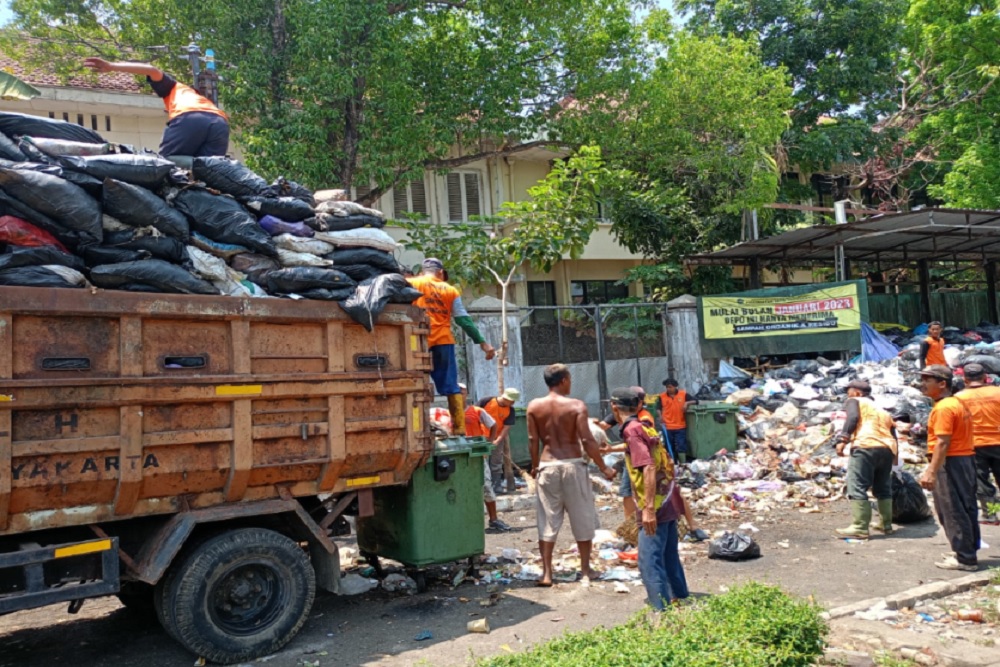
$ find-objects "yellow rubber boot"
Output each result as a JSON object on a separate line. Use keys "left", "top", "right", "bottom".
{"left": 447, "top": 394, "right": 466, "bottom": 436}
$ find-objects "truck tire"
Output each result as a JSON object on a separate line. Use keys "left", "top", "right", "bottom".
{"left": 158, "top": 528, "right": 315, "bottom": 664}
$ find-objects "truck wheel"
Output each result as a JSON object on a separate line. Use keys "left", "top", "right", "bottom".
{"left": 160, "top": 528, "right": 316, "bottom": 664}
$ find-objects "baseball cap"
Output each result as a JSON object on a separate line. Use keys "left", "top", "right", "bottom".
{"left": 501, "top": 388, "right": 520, "bottom": 403}
{"left": 919, "top": 365, "right": 953, "bottom": 382}
{"left": 611, "top": 387, "right": 640, "bottom": 408}
{"left": 422, "top": 258, "right": 444, "bottom": 271}
{"left": 963, "top": 363, "right": 986, "bottom": 379}
{"left": 846, "top": 379, "right": 871, "bottom": 392}
{"left": 630, "top": 385, "right": 647, "bottom": 400}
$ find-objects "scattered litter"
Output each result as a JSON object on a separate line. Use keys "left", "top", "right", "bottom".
{"left": 382, "top": 573, "right": 418, "bottom": 594}
{"left": 467, "top": 618, "right": 490, "bottom": 634}
{"left": 339, "top": 573, "right": 378, "bottom": 596}
{"left": 413, "top": 630, "right": 433, "bottom": 641}
{"left": 614, "top": 582, "right": 630, "bottom": 594}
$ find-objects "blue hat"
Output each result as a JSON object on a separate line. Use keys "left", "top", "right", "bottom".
{"left": 422, "top": 258, "right": 444, "bottom": 271}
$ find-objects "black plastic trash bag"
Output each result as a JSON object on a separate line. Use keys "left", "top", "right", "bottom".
{"left": 27, "top": 136, "right": 110, "bottom": 158}
{"left": 103, "top": 178, "right": 190, "bottom": 240}
{"left": 296, "top": 287, "right": 357, "bottom": 301}
{"left": 265, "top": 267, "right": 355, "bottom": 294}
{"left": 0, "top": 189, "right": 80, "bottom": 249}
{"left": 0, "top": 111, "right": 105, "bottom": 144}
{"left": 240, "top": 196, "right": 314, "bottom": 222}
{"left": 271, "top": 176, "right": 314, "bottom": 205}
{"left": 0, "top": 168, "right": 102, "bottom": 246}
{"left": 0, "top": 245, "right": 85, "bottom": 272}
{"left": 708, "top": 532, "right": 761, "bottom": 561}
{"left": 325, "top": 247, "right": 400, "bottom": 272}
{"left": 60, "top": 169, "right": 104, "bottom": 197}
{"left": 230, "top": 253, "right": 279, "bottom": 284}
{"left": 193, "top": 157, "right": 271, "bottom": 198}
{"left": 104, "top": 229, "right": 189, "bottom": 265}
{"left": 962, "top": 354, "right": 1000, "bottom": 374}
{"left": 81, "top": 245, "right": 152, "bottom": 267}
{"left": 0, "top": 132, "right": 26, "bottom": 162}
{"left": 339, "top": 273, "right": 420, "bottom": 331}
{"left": 891, "top": 471, "right": 933, "bottom": 523}
{"left": 60, "top": 154, "right": 175, "bottom": 189}
{"left": 90, "top": 260, "right": 218, "bottom": 295}
{"left": 0, "top": 158, "right": 62, "bottom": 176}
{"left": 0, "top": 264, "right": 82, "bottom": 288}
{"left": 312, "top": 212, "right": 385, "bottom": 232}
{"left": 334, "top": 263, "right": 384, "bottom": 282}
{"left": 173, "top": 189, "right": 277, "bottom": 257}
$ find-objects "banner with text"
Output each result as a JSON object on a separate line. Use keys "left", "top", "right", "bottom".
{"left": 698, "top": 281, "right": 868, "bottom": 357}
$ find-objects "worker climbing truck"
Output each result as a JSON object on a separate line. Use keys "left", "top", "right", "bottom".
{"left": 0, "top": 286, "right": 432, "bottom": 663}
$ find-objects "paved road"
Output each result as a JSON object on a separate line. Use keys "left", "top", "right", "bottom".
{"left": 0, "top": 498, "right": 997, "bottom": 667}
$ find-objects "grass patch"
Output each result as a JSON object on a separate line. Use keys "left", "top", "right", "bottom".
{"left": 478, "top": 583, "right": 827, "bottom": 667}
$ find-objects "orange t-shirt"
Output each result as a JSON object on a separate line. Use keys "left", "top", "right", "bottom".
{"left": 482, "top": 398, "right": 512, "bottom": 432}
{"left": 465, "top": 406, "right": 490, "bottom": 438}
{"left": 151, "top": 74, "right": 228, "bottom": 122}
{"left": 927, "top": 396, "right": 974, "bottom": 457}
{"left": 659, "top": 390, "right": 687, "bottom": 430}
{"left": 924, "top": 336, "right": 946, "bottom": 367}
{"left": 407, "top": 274, "right": 460, "bottom": 347}
{"left": 637, "top": 407, "right": 654, "bottom": 427}
{"left": 957, "top": 385, "right": 1000, "bottom": 447}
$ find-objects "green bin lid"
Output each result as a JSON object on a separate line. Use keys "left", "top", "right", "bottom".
{"left": 434, "top": 436, "right": 493, "bottom": 456}
{"left": 686, "top": 401, "right": 740, "bottom": 413}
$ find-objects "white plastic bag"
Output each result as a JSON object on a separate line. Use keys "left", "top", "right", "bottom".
{"left": 315, "top": 227, "right": 399, "bottom": 253}
{"left": 274, "top": 233, "right": 334, "bottom": 256}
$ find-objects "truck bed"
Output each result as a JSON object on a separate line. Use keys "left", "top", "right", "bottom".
{"left": 0, "top": 286, "right": 433, "bottom": 536}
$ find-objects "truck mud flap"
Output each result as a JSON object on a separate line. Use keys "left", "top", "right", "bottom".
{"left": 0, "top": 537, "right": 119, "bottom": 614}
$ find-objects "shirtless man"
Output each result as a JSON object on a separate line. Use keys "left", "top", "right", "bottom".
{"left": 527, "top": 363, "right": 616, "bottom": 586}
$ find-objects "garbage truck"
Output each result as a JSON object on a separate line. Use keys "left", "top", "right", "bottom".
{"left": 0, "top": 285, "right": 433, "bottom": 663}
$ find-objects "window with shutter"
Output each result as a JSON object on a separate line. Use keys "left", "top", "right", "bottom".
{"left": 391, "top": 178, "right": 429, "bottom": 218}
{"left": 464, "top": 173, "right": 481, "bottom": 217}
{"left": 446, "top": 171, "right": 484, "bottom": 222}
{"left": 447, "top": 173, "right": 463, "bottom": 221}
{"left": 351, "top": 183, "right": 381, "bottom": 211}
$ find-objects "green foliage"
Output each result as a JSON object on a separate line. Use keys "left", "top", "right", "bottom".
{"left": 398, "top": 146, "right": 610, "bottom": 289}
{"left": 479, "top": 582, "right": 827, "bottom": 667}
{"left": 930, "top": 136, "right": 1000, "bottom": 209}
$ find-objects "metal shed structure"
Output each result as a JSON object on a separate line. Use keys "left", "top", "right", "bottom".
{"left": 687, "top": 208, "right": 1000, "bottom": 324}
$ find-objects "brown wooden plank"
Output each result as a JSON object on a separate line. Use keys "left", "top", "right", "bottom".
{"left": 13, "top": 436, "right": 122, "bottom": 457}
{"left": 224, "top": 399, "right": 253, "bottom": 502}
{"left": 113, "top": 405, "right": 144, "bottom": 515}
{"left": 252, "top": 423, "right": 330, "bottom": 440}
{"left": 326, "top": 322, "right": 345, "bottom": 372}
{"left": 119, "top": 316, "right": 143, "bottom": 377}
{"left": 318, "top": 396, "right": 346, "bottom": 490}
{"left": 0, "top": 313, "right": 12, "bottom": 380}
{"left": 144, "top": 428, "right": 234, "bottom": 448}
{"left": 231, "top": 320, "right": 251, "bottom": 375}
{"left": 0, "top": 410, "right": 11, "bottom": 529}
{"left": 344, "top": 417, "right": 407, "bottom": 433}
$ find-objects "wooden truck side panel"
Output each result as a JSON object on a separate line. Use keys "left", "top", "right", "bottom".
{"left": 0, "top": 287, "right": 433, "bottom": 536}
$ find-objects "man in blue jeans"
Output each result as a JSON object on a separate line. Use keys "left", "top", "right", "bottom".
{"left": 611, "top": 387, "right": 688, "bottom": 609}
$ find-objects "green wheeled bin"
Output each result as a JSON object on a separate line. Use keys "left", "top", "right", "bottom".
{"left": 356, "top": 436, "right": 491, "bottom": 569}
{"left": 507, "top": 407, "right": 531, "bottom": 468}
{"left": 684, "top": 402, "right": 740, "bottom": 460}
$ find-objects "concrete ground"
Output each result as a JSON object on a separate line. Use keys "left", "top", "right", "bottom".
{"left": 0, "top": 495, "right": 997, "bottom": 667}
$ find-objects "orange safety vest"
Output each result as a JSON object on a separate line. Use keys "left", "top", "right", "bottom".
{"left": 957, "top": 385, "right": 1000, "bottom": 447}
{"left": 637, "top": 407, "right": 654, "bottom": 427}
{"left": 163, "top": 81, "right": 229, "bottom": 122}
{"left": 924, "top": 336, "right": 947, "bottom": 367}
{"left": 659, "top": 390, "right": 687, "bottom": 430}
{"left": 465, "top": 405, "right": 490, "bottom": 438}
{"left": 848, "top": 397, "right": 898, "bottom": 455}
{"left": 407, "top": 274, "right": 460, "bottom": 347}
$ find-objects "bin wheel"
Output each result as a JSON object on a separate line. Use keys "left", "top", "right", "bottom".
{"left": 155, "top": 528, "right": 315, "bottom": 664}
{"left": 409, "top": 570, "right": 427, "bottom": 593}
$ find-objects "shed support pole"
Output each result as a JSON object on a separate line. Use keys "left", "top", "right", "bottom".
{"left": 986, "top": 260, "right": 998, "bottom": 324}
{"left": 918, "top": 260, "right": 932, "bottom": 323}
{"left": 748, "top": 258, "right": 761, "bottom": 290}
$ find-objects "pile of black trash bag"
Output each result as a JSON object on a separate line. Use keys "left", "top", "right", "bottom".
{"left": 0, "top": 112, "right": 419, "bottom": 329}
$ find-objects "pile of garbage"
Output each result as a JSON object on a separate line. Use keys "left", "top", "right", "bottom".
{"left": 0, "top": 111, "right": 418, "bottom": 329}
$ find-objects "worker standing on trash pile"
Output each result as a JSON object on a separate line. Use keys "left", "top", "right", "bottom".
{"left": 956, "top": 363, "right": 1000, "bottom": 525}
{"left": 611, "top": 387, "right": 688, "bottom": 610}
{"left": 527, "top": 364, "right": 615, "bottom": 587}
{"left": 599, "top": 386, "right": 709, "bottom": 543}
{"left": 657, "top": 379, "right": 697, "bottom": 463}
{"left": 919, "top": 321, "right": 947, "bottom": 369}
{"left": 480, "top": 389, "right": 520, "bottom": 495}
{"left": 835, "top": 379, "right": 899, "bottom": 540}
{"left": 407, "top": 258, "right": 495, "bottom": 436}
{"left": 82, "top": 58, "right": 230, "bottom": 157}
{"left": 460, "top": 383, "right": 513, "bottom": 533}
{"left": 919, "top": 365, "right": 980, "bottom": 571}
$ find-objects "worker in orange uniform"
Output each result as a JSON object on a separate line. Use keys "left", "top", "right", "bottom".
{"left": 460, "top": 383, "right": 513, "bottom": 533}
{"left": 919, "top": 365, "right": 979, "bottom": 571}
{"left": 480, "top": 388, "right": 521, "bottom": 495}
{"left": 407, "top": 258, "right": 495, "bottom": 435}
{"left": 834, "top": 379, "right": 898, "bottom": 539}
{"left": 956, "top": 363, "right": 1000, "bottom": 524}
{"left": 656, "top": 379, "right": 697, "bottom": 463}
{"left": 919, "top": 321, "right": 947, "bottom": 369}
{"left": 83, "top": 58, "right": 229, "bottom": 157}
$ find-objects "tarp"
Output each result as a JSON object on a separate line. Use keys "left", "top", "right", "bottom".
{"left": 861, "top": 322, "right": 900, "bottom": 363}
{"left": 698, "top": 281, "right": 868, "bottom": 357}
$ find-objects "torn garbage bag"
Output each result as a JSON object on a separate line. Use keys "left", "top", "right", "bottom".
{"left": 173, "top": 189, "right": 277, "bottom": 257}
{"left": 339, "top": 274, "right": 421, "bottom": 331}
{"left": 270, "top": 176, "right": 314, "bottom": 205}
{"left": 0, "top": 111, "right": 105, "bottom": 144}
{"left": 103, "top": 178, "right": 190, "bottom": 240}
{"left": 265, "top": 267, "right": 355, "bottom": 295}
{"left": 104, "top": 229, "right": 189, "bottom": 265}
{"left": 60, "top": 154, "right": 176, "bottom": 189}
{"left": 90, "top": 260, "right": 218, "bottom": 295}
{"left": 0, "top": 168, "right": 102, "bottom": 246}
{"left": 193, "top": 157, "right": 271, "bottom": 198}
{"left": 708, "top": 532, "right": 761, "bottom": 561}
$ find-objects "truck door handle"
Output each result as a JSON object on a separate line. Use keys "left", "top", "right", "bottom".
{"left": 162, "top": 356, "right": 207, "bottom": 369}
{"left": 354, "top": 354, "right": 388, "bottom": 369}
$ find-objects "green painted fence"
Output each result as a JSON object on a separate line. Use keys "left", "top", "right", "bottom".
{"left": 868, "top": 291, "right": 999, "bottom": 329}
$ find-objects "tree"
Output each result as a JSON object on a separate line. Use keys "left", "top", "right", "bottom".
{"left": 2, "top": 0, "right": 646, "bottom": 198}
{"left": 398, "top": 145, "right": 609, "bottom": 385}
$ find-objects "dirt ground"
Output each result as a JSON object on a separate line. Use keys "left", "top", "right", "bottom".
{"left": 0, "top": 494, "right": 998, "bottom": 667}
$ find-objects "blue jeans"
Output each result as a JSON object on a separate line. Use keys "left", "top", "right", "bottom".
{"left": 637, "top": 519, "right": 688, "bottom": 610}
{"left": 429, "top": 344, "right": 460, "bottom": 395}
{"left": 667, "top": 429, "right": 687, "bottom": 454}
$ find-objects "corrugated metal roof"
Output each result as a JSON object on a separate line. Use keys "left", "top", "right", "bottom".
{"left": 688, "top": 208, "right": 1000, "bottom": 264}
